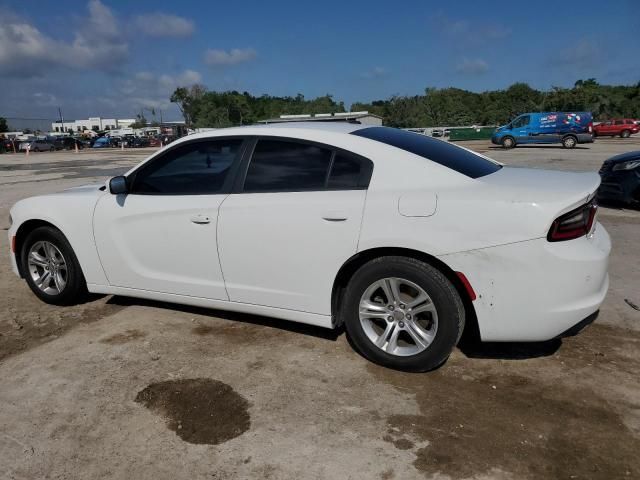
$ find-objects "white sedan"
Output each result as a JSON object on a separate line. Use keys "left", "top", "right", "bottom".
{"left": 7, "top": 123, "right": 610, "bottom": 371}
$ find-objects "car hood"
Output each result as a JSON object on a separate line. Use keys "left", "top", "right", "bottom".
{"left": 62, "top": 183, "right": 105, "bottom": 194}
{"left": 605, "top": 150, "right": 640, "bottom": 164}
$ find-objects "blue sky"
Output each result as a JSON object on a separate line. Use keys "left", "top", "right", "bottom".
{"left": 1, "top": 0, "right": 638, "bottom": 125}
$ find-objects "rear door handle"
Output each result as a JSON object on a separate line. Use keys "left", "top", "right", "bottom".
{"left": 190, "top": 214, "right": 211, "bottom": 224}
{"left": 322, "top": 212, "right": 348, "bottom": 222}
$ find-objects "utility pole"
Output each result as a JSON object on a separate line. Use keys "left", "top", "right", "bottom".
{"left": 58, "top": 107, "right": 65, "bottom": 134}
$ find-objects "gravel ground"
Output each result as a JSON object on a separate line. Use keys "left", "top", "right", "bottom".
{"left": 1, "top": 139, "right": 639, "bottom": 480}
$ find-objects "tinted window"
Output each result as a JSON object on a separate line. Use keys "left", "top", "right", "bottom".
{"left": 352, "top": 127, "right": 502, "bottom": 178}
{"left": 327, "top": 153, "right": 372, "bottom": 189}
{"left": 131, "top": 139, "right": 242, "bottom": 194}
{"left": 615, "top": 120, "right": 624, "bottom": 125}
{"left": 244, "top": 140, "right": 332, "bottom": 192}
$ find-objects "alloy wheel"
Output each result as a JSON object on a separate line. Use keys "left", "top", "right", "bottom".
{"left": 27, "top": 241, "right": 68, "bottom": 295}
{"left": 359, "top": 277, "right": 438, "bottom": 356}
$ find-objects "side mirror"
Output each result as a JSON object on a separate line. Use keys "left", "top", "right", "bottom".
{"left": 109, "top": 176, "right": 129, "bottom": 195}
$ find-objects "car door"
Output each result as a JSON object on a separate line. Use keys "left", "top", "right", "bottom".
{"left": 217, "top": 137, "right": 373, "bottom": 315}
{"left": 512, "top": 115, "right": 531, "bottom": 143}
{"left": 600, "top": 121, "right": 613, "bottom": 136}
{"left": 93, "top": 137, "right": 246, "bottom": 299}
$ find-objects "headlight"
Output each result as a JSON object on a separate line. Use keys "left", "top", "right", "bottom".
{"left": 612, "top": 159, "right": 640, "bottom": 171}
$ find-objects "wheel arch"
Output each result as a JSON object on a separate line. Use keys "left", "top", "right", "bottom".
{"left": 14, "top": 219, "right": 66, "bottom": 278}
{"left": 331, "top": 247, "right": 479, "bottom": 341}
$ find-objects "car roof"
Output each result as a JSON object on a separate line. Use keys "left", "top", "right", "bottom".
{"left": 181, "top": 121, "right": 370, "bottom": 143}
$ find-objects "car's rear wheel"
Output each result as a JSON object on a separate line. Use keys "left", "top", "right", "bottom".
{"left": 501, "top": 136, "right": 515, "bottom": 149}
{"left": 621, "top": 130, "right": 631, "bottom": 138}
{"left": 562, "top": 135, "right": 577, "bottom": 149}
{"left": 49, "top": 146, "right": 55, "bottom": 152}
{"left": 341, "top": 256, "right": 465, "bottom": 372}
{"left": 21, "top": 226, "right": 87, "bottom": 305}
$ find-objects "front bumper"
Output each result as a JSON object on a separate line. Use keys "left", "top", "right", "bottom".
{"left": 598, "top": 170, "right": 640, "bottom": 204}
{"left": 438, "top": 224, "right": 611, "bottom": 342}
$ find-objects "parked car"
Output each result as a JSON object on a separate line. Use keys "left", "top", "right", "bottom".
{"left": 149, "top": 136, "right": 161, "bottom": 147}
{"left": 18, "top": 139, "right": 55, "bottom": 152}
{"left": 598, "top": 150, "right": 640, "bottom": 206}
{"left": 92, "top": 137, "right": 114, "bottom": 148}
{"left": 51, "top": 138, "right": 66, "bottom": 150}
{"left": 60, "top": 137, "right": 85, "bottom": 150}
{"left": 593, "top": 119, "right": 639, "bottom": 138}
{"left": 132, "top": 136, "right": 151, "bottom": 148}
{"left": 7, "top": 124, "right": 610, "bottom": 371}
{"left": 1, "top": 138, "right": 19, "bottom": 153}
{"left": 492, "top": 112, "right": 593, "bottom": 149}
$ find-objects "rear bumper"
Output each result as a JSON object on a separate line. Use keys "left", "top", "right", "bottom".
{"left": 438, "top": 224, "right": 611, "bottom": 342}
{"left": 576, "top": 133, "right": 594, "bottom": 144}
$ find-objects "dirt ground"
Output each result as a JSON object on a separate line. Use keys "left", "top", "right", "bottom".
{"left": 1, "top": 139, "right": 639, "bottom": 479}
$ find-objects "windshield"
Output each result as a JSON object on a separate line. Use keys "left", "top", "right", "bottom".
{"left": 351, "top": 127, "right": 502, "bottom": 178}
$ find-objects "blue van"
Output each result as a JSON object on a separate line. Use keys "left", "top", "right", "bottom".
{"left": 491, "top": 112, "right": 593, "bottom": 149}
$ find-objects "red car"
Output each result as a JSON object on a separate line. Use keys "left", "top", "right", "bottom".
{"left": 593, "top": 119, "right": 639, "bottom": 138}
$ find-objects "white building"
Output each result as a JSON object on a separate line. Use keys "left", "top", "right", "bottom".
{"left": 51, "top": 117, "right": 136, "bottom": 133}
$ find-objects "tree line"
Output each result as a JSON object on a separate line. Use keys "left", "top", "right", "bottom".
{"left": 171, "top": 79, "right": 640, "bottom": 129}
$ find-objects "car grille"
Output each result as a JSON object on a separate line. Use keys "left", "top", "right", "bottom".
{"left": 599, "top": 160, "right": 613, "bottom": 174}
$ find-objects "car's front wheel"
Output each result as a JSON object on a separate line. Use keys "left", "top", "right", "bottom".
{"left": 341, "top": 256, "right": 465, "bottom": 372}
{"left": 621, "top": 130, "right": 631, "bottom": 138}
{"left": 21, "top": 226, "right": 87, "bottom": 305}
{"left": 501, "top": 136, "right": 515, "bottom": 149}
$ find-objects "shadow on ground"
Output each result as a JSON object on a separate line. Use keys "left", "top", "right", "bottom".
{"left": 106, "top": 295, "right": 342, "bottom": 342}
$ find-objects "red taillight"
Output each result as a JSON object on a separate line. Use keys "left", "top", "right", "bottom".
{"left": 588, "top": 122, "right": 593, "bottom": 133}
{"left": 11, "top": 235, "right": 16, "bottom": 253}
{"left": 547, "top": 201, "right": 597, "bottom": 242}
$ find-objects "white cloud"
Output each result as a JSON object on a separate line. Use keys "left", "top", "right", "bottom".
{"left": 203, "top": 48, "right": 257, "bottom": 66}
{"left": 0, "top": 0, "right": 128, "bottom": 77}
{"left": 551, "top": 39, "right": 601, "bottom": 70}
{"left": 455, "top": 58, "right": 489, "bottom": 75}
{"left": 134, "top": 13, "right": 195, "bottom": 37}
{"left": 433, "top": 12, "right": 511, "bottom": 45}
{"left": 116, "top": 69, "right": 203, "bottom": 110}
{"left": 361, "top": 66, "right": 387, "bottom": 79}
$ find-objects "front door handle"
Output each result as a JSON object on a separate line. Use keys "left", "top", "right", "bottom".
{"left": 322, "top": 212, "right": 348, "bottom": 222}
{"left": 190, "top": 214, "right": 211, "bottom": 224}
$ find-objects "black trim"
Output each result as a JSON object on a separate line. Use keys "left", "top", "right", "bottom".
{"left": 556, "top": 311, "right": 598, "bottom": 338}
{"left": 235, "top": 135, "right": 374, "bottom": 194}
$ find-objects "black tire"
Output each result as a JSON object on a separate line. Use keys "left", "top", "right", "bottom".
{"left": 49, "top": 146, "right": 55, "bottom": 152}
{"left": 621, "top": 130, "right": 631, "bottom": 138}
{"left": 501, "top": 136, "right": 515, "bottom": 149}
{"left": 340, "top": 256, "right": 465, "bottom": 372}
{"left": 562, "top": 135, "right": 577, "bottom": 149}
{"left": 20, "top": 226, "right": 87, "bottom": 305}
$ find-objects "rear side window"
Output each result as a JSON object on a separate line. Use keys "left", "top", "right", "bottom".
{"left": 244, "top": 140, "right": 332, "bottom": 192}
{"left": 131, "top": 139, "right": 243, "bottom": 195}
{"left": 615, "top": 120, "right": 624, "bottom": 125}
{"left": 352, "top": 127, "right": 501, "bottom": 178}
{"left": 327, "top": 153, "right": 372, "bottom": 189}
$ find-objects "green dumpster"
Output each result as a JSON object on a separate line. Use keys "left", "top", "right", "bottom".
{"left": 449, "top": 127, "right": 495, "bottom": 141}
